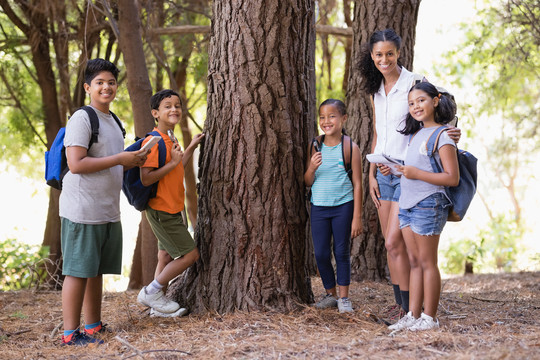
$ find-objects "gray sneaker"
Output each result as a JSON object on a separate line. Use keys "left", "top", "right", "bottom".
{"left": 137, "top": 287, "right": 180, "bottom": 314}
{"left": 337, "top": 297, "right": 354, "bottom": 313}
{"left": 150, "top": 307, "right": 188, "bottom": 318}
{"left": 314, "top": 294, "right": 338, "bottom": 309}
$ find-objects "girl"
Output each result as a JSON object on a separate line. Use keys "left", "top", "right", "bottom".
{"left": 358, "top": 29, "right": 460, "bottom": 322}
{"left": 389, "top": 82, "right": 459, "bottom": 331}
{"left": 304, "top": 99, "right": 363, "bottom": 313}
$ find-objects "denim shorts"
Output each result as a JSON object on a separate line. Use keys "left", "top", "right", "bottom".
{"left": 398, "top": 192, "right": 451, "bottom": 236}
{"left": 376, "top": 169, "right": 401, "bottom": 202}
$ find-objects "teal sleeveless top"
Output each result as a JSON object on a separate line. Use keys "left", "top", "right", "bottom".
{"left": 311, "top": 142, "right": 353, "bottom": 206}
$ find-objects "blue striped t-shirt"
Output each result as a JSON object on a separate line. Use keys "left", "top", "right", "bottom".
{"left": 311, "top": 142, "right": 353, "bottom": 206}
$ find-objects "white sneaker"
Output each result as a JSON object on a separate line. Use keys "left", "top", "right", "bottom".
{"left": 388, "top": 311, "right": 417, "bottom": 331}
{"left": 137, "top": 287, "right": 180, "bottom": 314}
{"left": 150, "top": 307, "right": 188, "bottom": 318}
{"left": 409, "top": 312, "right": 440, "bottom": 331}
{"left": 337, "top": 297, "right": 354, "bottom": 313}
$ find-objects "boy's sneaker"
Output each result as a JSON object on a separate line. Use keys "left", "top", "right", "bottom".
{"left": 409, "top": 312, "right": 440, "bottom": 331}
{"left": 314, "top": 294, "right": 338, "bottom": 309}
{"left": 150, "top": 307, "right": 188, "bottom": 318}
{"left": 388, "top": 311, "right": 417, "bottom": 331}
{"left": 337, "top": 297, "right": 354, "bottom": 313}
{"left": 137, "top": 287, "right": 180, "bottom": 314}
{"left": 84, "top": 321, "right": 109, "bottom": 336}
{"left": 62, "top": 329, "right": 103, "bottom": 346}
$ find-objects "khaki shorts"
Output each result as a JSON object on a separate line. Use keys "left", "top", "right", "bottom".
{"left": 145, "top": 207, "right": 196, "bottom": 259}
{"left": 61, "top": 218, "right": 122, "bottom": 277}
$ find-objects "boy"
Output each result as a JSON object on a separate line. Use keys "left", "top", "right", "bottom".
{"left": 60, "top": 58, "right": 146, "bottom": 345}
{"left": 137, "top": 89, "right": 204, "bottom": 317}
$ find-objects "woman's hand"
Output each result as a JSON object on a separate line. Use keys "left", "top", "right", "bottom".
{"left": 446, "top": 126, "right": 461, "bottom": 144}
{"left": 369, "top": 173, "right": 381, "bottom": 208}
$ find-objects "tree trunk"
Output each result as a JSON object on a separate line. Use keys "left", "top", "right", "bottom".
{"left": 116, "top": 0, "right": 159, "bottom": 289}
{"left": 346, "top": 0, "right": 421, "bottom": 281}
{"left": 170, "top": 0, "right": 317, "bottom": 313}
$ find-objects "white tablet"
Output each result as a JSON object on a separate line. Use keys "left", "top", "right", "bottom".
{"left": 138, "top": 135, "right": 161, "bottom": 155}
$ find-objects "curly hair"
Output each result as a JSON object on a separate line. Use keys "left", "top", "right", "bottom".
{"left": 357, "top": 29, "right": 402, "bottom": 95}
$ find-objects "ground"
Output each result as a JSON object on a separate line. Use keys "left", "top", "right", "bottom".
{"left": 0, "top": 272, "right": 539, "bottom": 359}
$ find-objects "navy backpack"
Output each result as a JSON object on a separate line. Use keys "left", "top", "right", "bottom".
{"left": 426, "top": 126, "right": 478, "bottom": 222}
{"left": 122, "top": 131, "right": 167, "bottom": 211}
{"left": 44, "top": 106, "right": 125, "bottom": 190}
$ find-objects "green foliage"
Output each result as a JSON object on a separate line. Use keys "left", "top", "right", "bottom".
{"left": 0, "top": 238, "right": 49, "bottom": 291}
{"left": 441, "top": 237, "right": 485, "bottom": 275}
{"left": 442, "top": 214, "right": 521, "bottom": 274}
{"left": 440, "top": 0, "right": 540, "bottom": 143}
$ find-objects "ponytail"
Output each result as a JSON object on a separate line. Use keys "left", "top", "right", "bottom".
{"left": 399, "top": 82, "right": 457, "bottom": 135}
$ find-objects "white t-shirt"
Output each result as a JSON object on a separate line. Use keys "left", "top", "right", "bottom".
{"left": 399, "top": 127, "right": 456, "bottom": 209}
{"left": 372, "top": 67, "right": 416, "bottom": 161}
{"left": 59, "top": 106, "right": 125, "bottom": 224}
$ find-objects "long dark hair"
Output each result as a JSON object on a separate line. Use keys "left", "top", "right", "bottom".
{"left": 399, "top": 82, "right": 457, "bottom": 135}
{"left": 357, "top": 29, "right": 402, "bottom": 95}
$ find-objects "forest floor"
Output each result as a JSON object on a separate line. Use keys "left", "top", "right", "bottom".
{"left": 0, "top": 271, "right": 539, "bottom": 359}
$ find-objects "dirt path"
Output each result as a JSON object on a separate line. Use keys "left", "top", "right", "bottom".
{"left": 1, "top": 272, "right": 538, "bottom": 359}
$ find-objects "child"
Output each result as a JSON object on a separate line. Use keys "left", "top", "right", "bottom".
{"left": 136, "top": 89, "right": 204, "bottom": 317}
{"left": 304, "top": 99, "right": 363, "bottom": 313}
{"left": 60, "top": 58, "right": 147, "bottom": 345}
{"left": 389, "top": 82, "right": 459, "bottom": 331}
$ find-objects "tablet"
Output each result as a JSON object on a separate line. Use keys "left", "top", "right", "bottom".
{"left": 138, "top": 135, "right": 161, "bottom": 155}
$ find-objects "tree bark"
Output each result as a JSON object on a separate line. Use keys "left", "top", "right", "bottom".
{"left": 171, "top": 0, "right": 317, "bottom": 313}
{"left": 346, "top": 0, "right": 421, "bottom": 281}
{"left": 116, "top": 0, "right": 159, "bottom": 289}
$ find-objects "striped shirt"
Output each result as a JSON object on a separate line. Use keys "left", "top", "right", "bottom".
{"left": 311, "top": 142, "right": 353, "bottom": 206}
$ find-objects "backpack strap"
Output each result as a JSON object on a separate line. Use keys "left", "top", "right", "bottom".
{"left": 147, "top": 130, "right": 167, "bottom": 168}
{"left": 310, "top": 134, "right": 324, "bottom": 158}
{"left": 110, "top": 110, "right": 126, "bottom": 139}
{"left": 342, "top": 134, "right": 352, "bottom": 175}
{"left": 426, "top": 126, "right": 450, "bottom": 173}
{"left": 81, "top": 105, "right": 100, "bottom": 148}
{"left": 80, "top": 106, "right": 126, "bottom": 149}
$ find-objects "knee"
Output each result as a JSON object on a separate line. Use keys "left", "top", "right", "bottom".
{"left": 408, "top": 255, "right": 420, "bottom": 269}
{"left": 158, "top": 250, "right": 173, "bottom": 265}
{"left": 385, "top": 233, "right": 404, "bottom": 255}
{"left": 186, "top": 248, "right": 199, "bottom": 265}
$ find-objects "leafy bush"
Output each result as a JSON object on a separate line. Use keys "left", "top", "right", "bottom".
{"left": 0, "top": 238, "right": 49, "bottom": 290}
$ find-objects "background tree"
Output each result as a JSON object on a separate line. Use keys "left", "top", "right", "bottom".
{"left": 170, "top": 0, "right": 317, "bottom": 313}
{"left": 437, "top": 0, "right": 539, "bottom": 273}
{"left": 0, "top": 0, "right": 113, "bottom": 286}
{"left": 346, "top": 0, "right": 421, "bottom": 281}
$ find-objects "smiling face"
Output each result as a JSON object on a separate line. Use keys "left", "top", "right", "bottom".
{"left": 408, "top": 89, "right": 439, "bottom": 125}
{"left": 84, "top": 71, "right": 118, "bottom": 112}
{"left": 152, "top": 95, "right": 182, "bottom": 130}
{"left": 370, "top": 41, "right": 400, "bottom": 77}
{"left": 319, "top": 104, "right": 347, "bottom": 137}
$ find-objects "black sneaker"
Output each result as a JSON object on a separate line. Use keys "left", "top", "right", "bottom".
{"left": 62, "top": 329, "right": 104, "bottom": 346}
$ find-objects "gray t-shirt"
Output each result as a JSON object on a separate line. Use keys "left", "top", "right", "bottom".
{"left": 399, "top": 127, "right": 456, "bottom": 210}
{"left": 59, "top": 106, "right": 125, "bottom": 224}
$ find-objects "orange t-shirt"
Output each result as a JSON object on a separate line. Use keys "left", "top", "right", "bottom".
{"left": 142, "top": 128, "right": 185, "bottom": 214}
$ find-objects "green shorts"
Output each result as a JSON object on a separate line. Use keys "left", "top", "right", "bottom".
{"left": 61, "top": 218, "right": 122, "bottom": 278}
{"left": 145, "top": 207, "right": 196, "bottom": 259}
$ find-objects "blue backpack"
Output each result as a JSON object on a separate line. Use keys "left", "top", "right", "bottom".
{"left": 425, "top": 126, "right": 478, "bottom": 222}
{"left": 122, "top": 131, "right": 167, "bottom": 211}
{"left": 44, "top": 106, "right": 125, "bottom": 190}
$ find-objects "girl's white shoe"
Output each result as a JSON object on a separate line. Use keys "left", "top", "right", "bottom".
{"left": 388, "top": 311, "right": 416, "bottom": 330}
{"left": 409, "top": 312, "right": 440, "bottom": 331}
